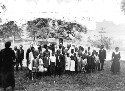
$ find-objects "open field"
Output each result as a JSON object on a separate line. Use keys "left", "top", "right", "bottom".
{"left": 13, "top": 60, "right": 125, "bottom": 91}
{"left": 1, "top": 41, "right": 125, "bottom": 90}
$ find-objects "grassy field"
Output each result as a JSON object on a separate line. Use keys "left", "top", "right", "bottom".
{"left": 1, "top": 41, "right": 125, "bottom": 91}
{"left": 13, "top": 60, "right": 125, "bottom": 91}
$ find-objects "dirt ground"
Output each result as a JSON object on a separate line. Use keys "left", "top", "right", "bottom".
{"left": 13, "top": 60, "right": 125, "bottom": 91}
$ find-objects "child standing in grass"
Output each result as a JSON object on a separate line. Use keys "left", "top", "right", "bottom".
{"left": 50, "top": 53, "right": 56, "bottom": 76}
{"left": 70, "top": 49, "right": 75, "bottom": 74}
{"left": 94, "top": 51, "right": 100, "bottom": 71}
{"left": 65, "top": 53, "right": 71, "bottom": 74}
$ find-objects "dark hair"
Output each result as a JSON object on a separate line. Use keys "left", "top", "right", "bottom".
{"left": 59, "top": 45, "right": 62, "bottom": 49}
{"left": 31, "top": 47, "right": 35, "bottom": 52}
{"left": 71, "top": 49, "right": 74, "bottom": 54}
{"left": 44, "top": 44, "right": 47, "bottom": 49}
{"left": 115, "top": 47, "right": 119, "bottom": 50}
{"left": 38, "top": 46, "right": 41, "bottom": 50}
{"left": 85, "top": 50, "right": 87, "bottom": 53}
{"left": 67, "top": 53, "right": 69, "bottom": 57}
{"left": 101, "top": 45, "right": 104, "bottom": 49}
{"left": 81, "top": 47, "right": 84, "bottom": 51}
{"left": 20, "top": 44, "right": 23, "bottom": 47}
{"left": 88, "top": 47, "right": 90, "bottom": 50}
{"left": 5, "top": 41, "right": 11, "bottom": 48}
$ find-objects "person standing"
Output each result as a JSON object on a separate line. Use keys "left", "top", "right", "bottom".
{"left": 86, "top": 52, "right": 92, "bottom": 73}
{"left": 14, "top": 46, "right": 20, "bottom": 71}
{"left": 55, "top": 50, "right": 61, "bottom": 76}
{"left": 59, "top": 47, "right": 66, "bottom": 75}
{"left": 94, "top": 52, "right": 100, "bottom": 71}
{"left": 70, "top": 49, "right": 75, "bottom": 74}
{"left": 28, "top": 47, "right": 35, "bottom": 80}
{"left": 111, "top": 47, "right": 121, "bottom": 74}
{"left": 0, "top": 41, "right": 15, "bottom": 91}
{"left": 43, "top": 45, "right": 50, "bottom": 76}
{"left": 26, "top": 44, "right": 33, "bottom": 69}
{"left": 0, "top": 48, "right": 2, "bottom": 89}
{"left": 99, "top": 45, "right": 106, "bottom": 71}
{"left": 18, "top": 45, "right": 24, "bottom": 71}
{"left": 65, "top": 53, "right": 71, "bottom": 74}
{"left": 50, "top": 53, "right": 56, "bottom": 76}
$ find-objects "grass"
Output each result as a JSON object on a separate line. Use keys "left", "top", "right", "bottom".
{"left": 14, "top": 60, "right": 125, "bottom": 91}
{"left": 1, "top": 41, "right": 125, "bottom": 90}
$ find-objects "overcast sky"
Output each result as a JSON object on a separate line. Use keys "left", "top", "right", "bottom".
{"left": 0, "top": 0, "right": 125, "bottom": 30}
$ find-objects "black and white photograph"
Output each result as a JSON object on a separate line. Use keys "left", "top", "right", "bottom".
{"left": 0, "top": 0, "right": 125, "bottom": 91}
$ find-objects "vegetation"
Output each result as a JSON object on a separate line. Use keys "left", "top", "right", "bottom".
{"left": 26, "top": 18, "right": 87, "bottom": 41}
{"left": 14, "top": 61, "right": 125, "bottom": 91}
{"left": 0, "top": 21, "right": 22, "bottom": 43}
{"left": 87, "top": 36, "right": 112, "bottom": 49}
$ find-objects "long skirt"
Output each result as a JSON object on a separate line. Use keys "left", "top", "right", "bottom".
{"left": 65, "top": 60, "right": 71, "bottom": 71}
{"left": 77, "top": 61, "right": 82, "bottom": 72}
{"left": 0, "top": 71, "right": 15, "bottom": 89}
{"left": 70, "top": 60, "right": 75, "bottom": 71}
{"left": 111, "top": 60, "right": 120, "bottom": 74}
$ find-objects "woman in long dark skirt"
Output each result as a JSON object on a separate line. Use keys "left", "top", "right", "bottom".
{"left": 111, "top": 47, "right": 121, "bottom": 74}
{"left": 0, "top": 41, "right": 16, "bottom": 91}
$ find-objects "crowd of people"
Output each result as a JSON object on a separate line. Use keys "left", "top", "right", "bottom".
{"left": 0, "top": 39, "right": 121, "bottom": 91}
{"left": 24, "top": 42, "right": 107, "bottom": 79}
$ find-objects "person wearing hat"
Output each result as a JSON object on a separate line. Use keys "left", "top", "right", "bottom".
{"left": 99, "top": 45, "right": 106, "bottom": 71}
{"left": 111, "top": 47, "right": 121, "bottom": 74}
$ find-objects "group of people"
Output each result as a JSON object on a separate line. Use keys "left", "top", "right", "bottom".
{"left": 0, "top": 40, "right": 121, "bottom": 91}
{"left": 25, "top": 43, "right": 107, "bottom": 79}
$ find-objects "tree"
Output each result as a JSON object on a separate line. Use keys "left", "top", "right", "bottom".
{"left": 121, "top": 0, "right": 125, "bottom": 13}
{"left": 26, "top": 18, "right": 88, "bottom": 41}
{"left": 87, "top": 35, "right": 112, "bottom": 50}
{"left": 0, "top": 21, "right": 22, "bottom": 43}
{"left": 27, "top": 18, "right": 50, "bottom": 41}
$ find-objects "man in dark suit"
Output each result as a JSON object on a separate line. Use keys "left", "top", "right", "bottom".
{"left": 18, "top": 45, "right": 24, "bottom": 70}
{"left": 43, "top": 45, "right": 50, "bottom": 76}
{"left": 14, "top": 46, "right": 20, "bottom": 71}
{"left": 99, "top": 45, "right": 106, "bottom": 71}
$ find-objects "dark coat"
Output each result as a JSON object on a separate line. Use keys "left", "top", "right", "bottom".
{"left": 15, "top": 49, "right": 20, "bottom": 61}
{"left": 87, "top": 55, "right": 92, "bottom": 65}
{"left": 59, "top": 54, "right": 65, "bottom": 68}
{"left": 1, "top": 48, "right": 15, "bottom": 72}
{"left": 18, "top": 49, "right": 24, "bottom": 61}
{"left": 99, "top": 49, "right": 106, "bottom": 62}
{"left": 43, "top": 50, "right": 50, "bottom": 68}
{"left": 26, "top": 48, "right": 31, "bottom": 60}
{"left": 0, "top": 51, "right": 2, "bottom": 72}
{"left": 55, "top": 54, "right": 60, "bottom": 67}
{"left": 0, "top": 48, "right": 15, "bottom": 88}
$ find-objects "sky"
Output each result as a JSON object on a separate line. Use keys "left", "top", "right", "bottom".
{"left": 0, "top": 0, "right": 125, "bottom": 30}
